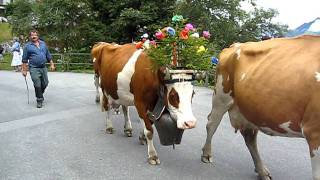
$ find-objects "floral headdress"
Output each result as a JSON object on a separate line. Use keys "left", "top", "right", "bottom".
{"left": 147, "top": 15, "right": 216, "bottom": 71}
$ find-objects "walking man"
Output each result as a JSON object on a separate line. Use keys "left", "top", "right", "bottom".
{"left": 22, "top": 30, "right": 55, "bottom": 108}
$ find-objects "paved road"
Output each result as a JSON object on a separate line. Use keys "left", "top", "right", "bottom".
{"left": 0, "top": 71, "right": 312, "bottom": 180}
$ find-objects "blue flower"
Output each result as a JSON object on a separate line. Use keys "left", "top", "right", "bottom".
{"left": 211, "top": 57, "right": 219, "bottom": 65}
{"left": 167, "top": 27, "right": 176, "bottom": 36}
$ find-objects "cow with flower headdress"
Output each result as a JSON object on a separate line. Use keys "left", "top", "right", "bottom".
{"left": 92, "top": 15, "right": 215, "bottom": 165}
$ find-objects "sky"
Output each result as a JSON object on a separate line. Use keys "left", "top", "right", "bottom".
{"left": 242, "top": 0, "right": 320, "bottom": 29}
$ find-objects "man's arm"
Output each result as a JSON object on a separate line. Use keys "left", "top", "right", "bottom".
{"left": 21, "top": 46, "right": 29, "bottom": 77}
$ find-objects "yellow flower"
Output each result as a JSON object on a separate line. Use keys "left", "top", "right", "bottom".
{"left": 197, "top": 45, "right": 206, "bottom": 53}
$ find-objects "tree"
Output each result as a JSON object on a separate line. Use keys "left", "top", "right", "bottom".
{"left": 175, "top": 0, "right": 288, "bottom": 50}
{"left": 90, "top": 0, "right": 176, "bottom": 43}
{"left": 35, "top": 0, "right": 106, "bottom": 52}
{"left": 5, "top": 0, "right": 36, "bottom": 37}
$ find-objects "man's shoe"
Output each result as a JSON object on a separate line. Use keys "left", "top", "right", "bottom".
{"left": 37, "top": 101, "right": 43, "bottom": 108}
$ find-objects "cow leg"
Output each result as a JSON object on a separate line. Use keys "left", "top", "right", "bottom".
{"left": 122, "top": 105, "right": 133, "bottom": 137}
{"left": 241, "top": 129, "right": 271, "bottom": 180}
{"left": 105, "top": 109, "right": 114, "bottom": 134}
{"left": 201, "top": 75, "right": 233, "bottom": 163}
{"left": 139, "top": 131, "right": 147, "bottom": 145}
{"left": 139, "top": 118, "right": 160, "bottom": 165}
{"left": 301, "top": 99, "right": 320, "bottom": 180}
{"left": 94, "top": 73, "right": 100, "bottom": 103}
{"left": 310, "top": 148, "right": 320, "bottom": 180}
{"left": 101, "top": 91, "right": 114, "bottom": 134}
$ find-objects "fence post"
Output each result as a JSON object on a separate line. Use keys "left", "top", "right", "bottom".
{"left": 205, "top": 71, "right": 209, "bottom": 87}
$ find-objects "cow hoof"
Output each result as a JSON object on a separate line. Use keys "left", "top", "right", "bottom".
{"left": 148, "top": 156, "right": 160, "bottom": 165}
{"left": 106, "top": 128, "right": 115, "bottom": 134}
{"left": 259, "top": 175, "right": 272, "bottom": 180}
{"left": 201, "top": 154, "right": 213, "bottom": 163}
{"left": 139, "top": 134, "right": 147, "bottom": 145}
{"left": 124, "top": 129, "right": 133, "bottom": 137}
{"left": 255, "top": 167, "right": 272, "bottom": 180}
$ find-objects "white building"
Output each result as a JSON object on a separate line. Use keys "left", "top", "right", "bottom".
{"left": 0, "top": 0, "right": 12, "bottom": 16}
{"left": 0, "top": 0, "right": 12, "bottom": 5}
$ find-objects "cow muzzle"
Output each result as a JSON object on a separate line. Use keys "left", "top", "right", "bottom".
{"left": 177, "top": 119, "right": 197, "bottom": 129}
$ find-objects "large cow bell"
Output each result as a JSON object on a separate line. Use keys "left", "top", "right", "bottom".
{"left": 154, "top": 112, "right": 184, "bottom": 146}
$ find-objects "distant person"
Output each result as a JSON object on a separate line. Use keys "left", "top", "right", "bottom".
{"left": 22, "top": 30, "right": 55, "bottom": 108}
{"left": 10, "top": 37, "right": 22, "bottom": 72}
{"left": 0, "top": 44, "right": 4, "bottom": 61}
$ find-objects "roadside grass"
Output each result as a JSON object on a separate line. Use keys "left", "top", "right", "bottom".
{"left": 0, "top": 53, "right": 13, "bottom": 71}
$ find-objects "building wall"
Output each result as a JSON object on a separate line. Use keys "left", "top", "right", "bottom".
{"left": 0, "top": 0, "right": 11, "bottom": 5}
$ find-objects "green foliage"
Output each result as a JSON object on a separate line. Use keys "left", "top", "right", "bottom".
{"left": 5, "top": 0, "right": 288, "bottom": 55}
{"left": 0, "top": 53, "right": 13, "bottom": 71}
{"left": 0, "top": 23, "right": 12, "bottom": 43}
{"left": 36, "top": 0, "right": 106, "bottom": 52}
{"left": 90, "top": 0, "right": 175, "bottom": 43}
{"left": 5, "top": 0, "right": 35, "bottom": 36}
{"left": 175, "top": 0, "right": 288, "bottom": 50}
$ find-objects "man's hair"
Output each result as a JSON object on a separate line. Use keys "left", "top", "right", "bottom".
{"left": 29, "top": 29, "right": 39, "bottom": 37}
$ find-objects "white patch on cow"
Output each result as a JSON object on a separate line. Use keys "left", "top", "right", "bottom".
{"left": 311, "top": 148, "right": 320, "bottom": 180}
{"left": 236, "top": 49, "right": 241, "bottom": 60}
{"left": 259, "top": 121, "right": 303, "bottom": 137}
{"left": 139, "top": 118, "right": 158, "bottom": 160}
{"left": 279, "top": 121, "right": 303, "bottom": 137}
{"left": 315, "top": 72, "right": 320, "bottom": 82}
{"left": 234, "top": 43, "right": 241, "bottom": 60}
{"left": 240, "top": 73, "right": 246, "bottom": 81}
{"left": 116, "top": 49, "right": 143, "bottom": 106}
{"left": 166, "top": 82, "right": 196, "bottom": 129}
{"left": 93, "top": 57, "right": 96, "bottom": 62}
{"left": 259, "top": 127, "right": 287, "bottom": 136}
{"left": 226, "top": 75, "right": 230, "bottom": 81}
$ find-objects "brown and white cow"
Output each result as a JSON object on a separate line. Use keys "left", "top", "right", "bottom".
{"left": 92, "top": 42, "right": 197, "bottom": 165}
{"left": 201, "top": 35, "right": 320, "bottom": 180}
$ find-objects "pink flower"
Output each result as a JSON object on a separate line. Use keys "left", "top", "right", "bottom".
{"left": 203, "top": 31, "right": 211, "bottom": 39}
{"left": 155, "top": 31, "right": 165, "bottom": 40}
{"left": 185, "top": 23, "right": 194, "bottom": 31}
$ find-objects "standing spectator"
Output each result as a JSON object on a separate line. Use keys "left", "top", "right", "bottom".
{"left": 10, "top": 37, "right": 22, "bottom": 71}
{"left": 22, "top": 30, "right": 55, "bottom": 108}
{"left": 0, "top": 44, "right": 4, "bottom": 61}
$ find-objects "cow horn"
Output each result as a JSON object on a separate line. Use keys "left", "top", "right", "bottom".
{"left": 163, "top": 67, "right": 171, "bottom": 80}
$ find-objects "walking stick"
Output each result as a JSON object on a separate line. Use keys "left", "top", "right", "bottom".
{"left": 24, "top": 76, "right": 29, "bottom": 104}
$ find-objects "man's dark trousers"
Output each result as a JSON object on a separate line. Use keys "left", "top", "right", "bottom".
{"left": 29, "top": 67, "right": 49, "bottom": 108}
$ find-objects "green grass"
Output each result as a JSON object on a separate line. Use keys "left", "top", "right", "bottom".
{"left": 0, "top": 23, "right": 12, "bottom": 43}
{"left": 0, "top": 53, "right": 14, "bottom": 70}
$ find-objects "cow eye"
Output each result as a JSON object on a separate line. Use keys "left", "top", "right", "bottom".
{"left": 168, "top": 89, "right": 179, "bottom": 107}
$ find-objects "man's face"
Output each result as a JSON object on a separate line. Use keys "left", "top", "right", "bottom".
{"left": 30, "top": 32, "right": 39, "bottom": 42}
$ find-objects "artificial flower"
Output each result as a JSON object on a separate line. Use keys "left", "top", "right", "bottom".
{"left": 211, "top": 57, "right": 219, "bottom": 65}
{"left": 155, "top": 31, "right": 165, "bottom": 40}
{"left": 166, "top": 27, "right": 176, "bottom": 36}
{"left": 190, "top": 33, "right": 200, "bottom": 38}
{"left": 179, "top": 29, "right": 189, "bottom": 40}
{"left": 172, "top": 15, "right": 184, "bottom": 23}
{"left": 203, "top": 31, "right": 211, "bottom": 39}
{"left": 185, "top": 23, "right": 194, "bottom": 31}
{"left": 197, "top": 45, "right": 206, "bottom": 53}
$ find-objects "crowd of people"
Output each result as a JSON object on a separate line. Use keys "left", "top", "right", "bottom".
{"left": 0, "top": 36, "right": 23, "bottom": 71}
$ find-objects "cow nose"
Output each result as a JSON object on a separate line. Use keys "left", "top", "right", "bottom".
{"left": 184, "top": 121, "right": 196, "bottom": 129}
